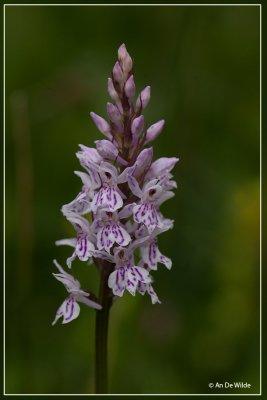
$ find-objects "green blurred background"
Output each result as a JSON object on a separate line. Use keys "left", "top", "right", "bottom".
{"left": 5, "top": 5, "right": 260, "bottom": 395}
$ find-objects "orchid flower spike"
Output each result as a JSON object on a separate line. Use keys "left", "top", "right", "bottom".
{"left": 53, "top": 43, "right": 179, "bottom": 325}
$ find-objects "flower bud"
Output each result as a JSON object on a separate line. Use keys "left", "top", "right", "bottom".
{"left": 107, "top": 102, "right": 121, "bottom": 123}
{"left": 106, "top": 103, "right": 123, "bottom": 133}
{"left": 118, "top": 43, "right": 133, "bottom": 75}
{"left": 133, "top": 147, "right": 153, "bottom": 177}
{"left": 145, "top": 119, "right": 165, "bottom": 144}
{"left": 107, "top": 78, "right": 119, "bottom": 102}
{"left": 136, "top": 86, "right": 151, "bottom": 111}
{"left": 90, "top": 112, "right": 112, "bottom": 139}
{"left": 131, "top": 115, "right": 144, "bottom": 147}
{"left": 95, "top": 139, "right": 118, "bottom": 159}
{"left": 118, "top": 43, "right": 128, "bottom": 59}
{"left": 124, "top": 75, "right": 135, "bottom": 99}
{"left": 95, "top": 139, "right": 128, "bottom": 166}
{"left": 113, "top": 61, "right": 124, "bottom": 85}
{"left": 131, "top": 115, "right": 144, "bottom": 137}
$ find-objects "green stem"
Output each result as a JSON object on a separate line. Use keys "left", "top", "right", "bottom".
{"left": 95, "top": 263, "right": 113, "bottom": 394}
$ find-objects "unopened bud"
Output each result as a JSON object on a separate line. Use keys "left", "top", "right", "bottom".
{"left": 125, "top": 75, "right": 135, "bottom": 99}
{"left": 107, "top": 78, "right": 119, "bottom": 102}
{"left": 118, "top": 43, "right": 128, "bottom": 59}
{"left": 107, "top": 102, "right": 121, "bottom": 123}
{"left": 90, "top": 112, "right": 112, "bottom": 139}
{"left": 113, "top": 61, "right": 124, "bottom": 85}
{"left": 95, "top": 139, "right": 128, "bottom": 166}
{"left": 106, "top": 103, "right": 123, "bottom": 132}
{"left": 118, "top": 43, "right": 133, "bottom": 75}
{"left": 95, "top": 139, "right": 118, "bottom": 159}
{"left": 131, "top": 115, "right": 144, "bottom": 137}
{"left": 134, "top": 147, "right": 153, "bottom": 177}
{"left": 136, "top": 86, "right": 151, "bottom": 111}
{"left": 145, "top": 119, "right": 165, "bottom": 144}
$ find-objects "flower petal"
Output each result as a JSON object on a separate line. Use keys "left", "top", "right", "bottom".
{"left": 97, "top": 225, "right": 114, "bottom": 252}
{"left": 145, "top": 157, "right": 179, "bottom": 181}
{"left": 91, "top": 186, "right": 123, "bottom": 212}
{"left": 76, "top": 144, "right": 102, "bottom": 164}
{"left": 133, "top": 203, "right": 160, "bottom": 234}
{"left": 76, "top": 294, "right": 102, "bottom": 310}
{"left": 93, "top": 250, "right": 114, "bottom": 263}
{"left": 66, "top": 250, "right": 77, "bottom": 269}
{"left": 76, "top": 149, "right": 102, "bottom": 189}
{"left": 137, "top": 283, "right": 161, "bottom": 304}
{"left": 158, "top": 252, "right": 172, "bottom": 270}
{"left": 117, "top": 148, "right": 153, "bottom": 183}
{"left": 67, "top": 214, "right": 90, "bottom": 235}
{"left": 108, "top": 268, "right": 126, "bottom": 297}
{"left": 132, "top": 266, "right": 151, "bottom": 284}
{"left": 62, "top": 297, "right": 80, "bottom": 324}
{"left": 127, "top": 175, "right": 143, "bottom": 198}
{"left": 52, "top": 297, "right": 80, "bottom": 325}
{"left": 61, "top": 191, "right": 91, "bottom": 216}
{"left": 147, "top": 284, "right": 161, "bottom": 304}
{"left": 74, "top": 170, "right": 92, "bottom": 189}
{"left": 118, "top": 203, "right": 136, "bottom": 219}
{"left": 52, "top": 259, "right": 80, "bottom": 291}
{"left": 55, "top": 238, "right": 76, "bottom": 248}
{"left": 140, "top": 241, "right": 158, "bottom": 270}
{"left": 114, "top": 224, "right": 131, "bottom": 247}
{"left": 76, "top": 234, "right": 94, "bottom": 261}
{"left": 155, "top": 191, "right": 175, "bottom": 207}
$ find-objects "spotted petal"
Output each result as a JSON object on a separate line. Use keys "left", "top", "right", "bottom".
{"left": 126, "top": 266, "right": 151, "bottom": 295}
{"left": 97, "top": 222, "right": 131, "bottom": 252}
{"left": 108, "top": 266, "right": 151, "bottom": 297}
{"left": 76, "top": 233, "right": 95, "bottom": 261}
{"left": 133, "top": 202, "right": 161, "bottom": 234}
{"left": 108, "top": 267, "right": 126, "bottom": 297}
{"left": 138, "top": 282, "right": 161, "bottom": 304}
{"left": 91, "top": 186, "right": 123, "bottom": 212}
{"left": 140, "top": 240, "right": 172, "bottom": 270}
{"left": 52, "top": 296, "right": 80, "bottom": 325}
{"left": 140, "top": 241, "right": 158, "bottom": 270}
{"left": 158, "top": 253, "right": 172, "bottom": 269}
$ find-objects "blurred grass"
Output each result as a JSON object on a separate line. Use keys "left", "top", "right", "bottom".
{"left": 5, "top": 5, "right": 260, "bottom": 394}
